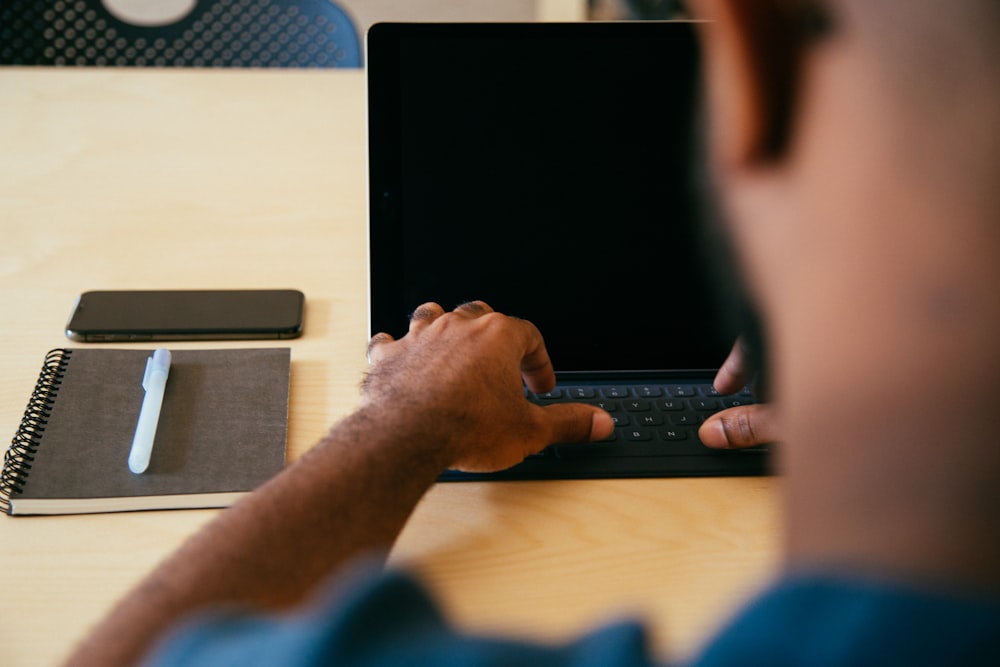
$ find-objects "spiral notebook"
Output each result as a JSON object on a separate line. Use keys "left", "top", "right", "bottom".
{"left": 1, "top": 347, "right": 291, "bottom": 516}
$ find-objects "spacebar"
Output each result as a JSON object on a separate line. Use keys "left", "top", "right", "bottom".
{"left": 554, "top": 440, "right": 720, "bottom": 458}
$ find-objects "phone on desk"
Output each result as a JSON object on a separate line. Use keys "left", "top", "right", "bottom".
{"left": 65, "top": 289, "right": 305, "bottom": 342}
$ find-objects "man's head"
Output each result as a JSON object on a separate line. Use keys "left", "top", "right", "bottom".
{"left": 692, "top": 0, "right": 1000, "bottom": 574}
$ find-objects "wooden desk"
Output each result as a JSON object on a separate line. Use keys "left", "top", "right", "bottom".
{"left": 0, "top": 68, "right": 781, "bottom": 666}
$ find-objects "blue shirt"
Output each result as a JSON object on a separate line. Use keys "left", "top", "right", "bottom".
{"left": 145, "top": 567, "right": 1000, "bottom": 666}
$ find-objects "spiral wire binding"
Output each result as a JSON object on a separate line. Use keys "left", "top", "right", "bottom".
{"left": 1, "top": 349, "right": 71, "bottom": 514}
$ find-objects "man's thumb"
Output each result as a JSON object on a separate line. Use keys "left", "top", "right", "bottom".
{"left": 699, "top": 404, "right": 777, "bottom": 449}
{"left": 543, "top": 404, "right": 615, "bottom": 444}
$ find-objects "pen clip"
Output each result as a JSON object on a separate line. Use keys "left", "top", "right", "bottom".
{"left": 142, "top": 356, "right": 156, "bottom": 390}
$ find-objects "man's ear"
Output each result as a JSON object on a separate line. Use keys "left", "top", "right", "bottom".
{"left": 695, "top": 0, "right": 818, "bottom": 166}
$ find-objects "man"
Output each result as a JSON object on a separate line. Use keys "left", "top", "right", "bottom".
{"left": 66, "top": 0, "right": 1000, "bottom": 664}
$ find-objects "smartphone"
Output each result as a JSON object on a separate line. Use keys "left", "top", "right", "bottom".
{"left": 65, "top": 289, "right": 305, "bottom": 342}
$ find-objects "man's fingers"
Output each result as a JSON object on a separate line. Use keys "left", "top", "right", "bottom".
{"left": 699, "top": 403, "right": 778, "bottom": 449}
{"left": 452, "top": 405, "right": 613, "bottom": 473}
{"left": 452, "top": 300, "right": 494, "bottom": 317}
{"left": 488, "top": 316, "right": 556, "bottom": 395}
{"left": 714, "top": 337, "right": 752, "bottom": 395}
{"left": 366, "top": 332, "right": 395, "bottom": 362}
{"left": 541, "top": 404, "right": 615, "bottom": 445}
{"left": 408, "top": 302, "right": 445, "bottom": 331}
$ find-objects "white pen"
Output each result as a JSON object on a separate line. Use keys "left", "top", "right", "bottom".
{"left": 128, "top": 348, "right": 171, "bottom": 474}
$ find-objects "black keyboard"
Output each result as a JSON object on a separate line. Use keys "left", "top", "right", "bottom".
{"left": 438, "top": 380, "right": 771, "bottom": 481}
{"left": 528, "top": 383, "right": 758, "bottom": 459}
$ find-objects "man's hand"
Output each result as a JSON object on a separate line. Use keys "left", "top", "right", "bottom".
{"left": 698, "top": 337, "right": 778, "bottom": 449}
{"left": 366, "top": 301, "right": 614, "bottom": 472}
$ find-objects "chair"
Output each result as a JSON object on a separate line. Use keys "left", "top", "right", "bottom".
{"left": 0, "top": 0, "right": 362, "bottom": 67}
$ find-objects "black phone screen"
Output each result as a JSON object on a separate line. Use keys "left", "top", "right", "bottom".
{"left": 65, "top": 289, "right": 305, "bottom": 342}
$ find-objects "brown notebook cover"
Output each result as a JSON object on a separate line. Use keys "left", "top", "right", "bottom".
{"left": 2, "top": 347, "right": 290, "bottom": 515}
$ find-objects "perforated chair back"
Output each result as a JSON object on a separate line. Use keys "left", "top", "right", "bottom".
{"left": 0, "top": 0, "right": 362, "bottom": 67}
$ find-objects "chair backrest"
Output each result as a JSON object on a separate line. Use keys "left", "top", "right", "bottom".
{"left": 0, "top": 0, "right": 362, "bottom": 67}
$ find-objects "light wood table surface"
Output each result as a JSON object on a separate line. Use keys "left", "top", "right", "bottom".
{"left": 0, "top": 67, "right": 781, "bottom": 666}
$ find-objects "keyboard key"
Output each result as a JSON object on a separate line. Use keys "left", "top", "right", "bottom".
{"left": 668, "top": 385, "right": 696, "bottom": 397}
{"left": 671, "top": 413, "right": 701, "bottom": 426}
{"left": 566, "top": 386, "right": 596, "bottom": 399}
{"left": 691, "top": 398, "right": 720, "bottom": 411}
{"left": 657, "top": 399, "right": 685, "bottom": 411}
{"left": 635, "top": 386, "right": 663, "bottom": 397}
{"left": 535, "top": 389, "right": 563, "bottom": 400}
{"left": 601, "top": 386, "right": 629, "bottom": 398}
{"left": 624, "top": 427, "right": 653, "bottom": 441}
{"left": 623, "top": 399, "right": 651, "bottom": 412}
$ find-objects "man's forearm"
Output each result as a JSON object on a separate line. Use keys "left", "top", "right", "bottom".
{"left": 63, "top": 406, "right": 454, "bottom": 667}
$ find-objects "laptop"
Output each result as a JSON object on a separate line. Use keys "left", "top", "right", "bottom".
{"left": 365, "top": 21, "right": 771, "bottom": 480}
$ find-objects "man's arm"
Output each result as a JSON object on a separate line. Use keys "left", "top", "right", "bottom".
{"left": 64, "top": 301, "right": 613, "bottom": 667}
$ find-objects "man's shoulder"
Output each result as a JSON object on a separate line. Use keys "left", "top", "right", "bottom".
{"left": 692, "top": 572, "right": 1000, "bottom": 667}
